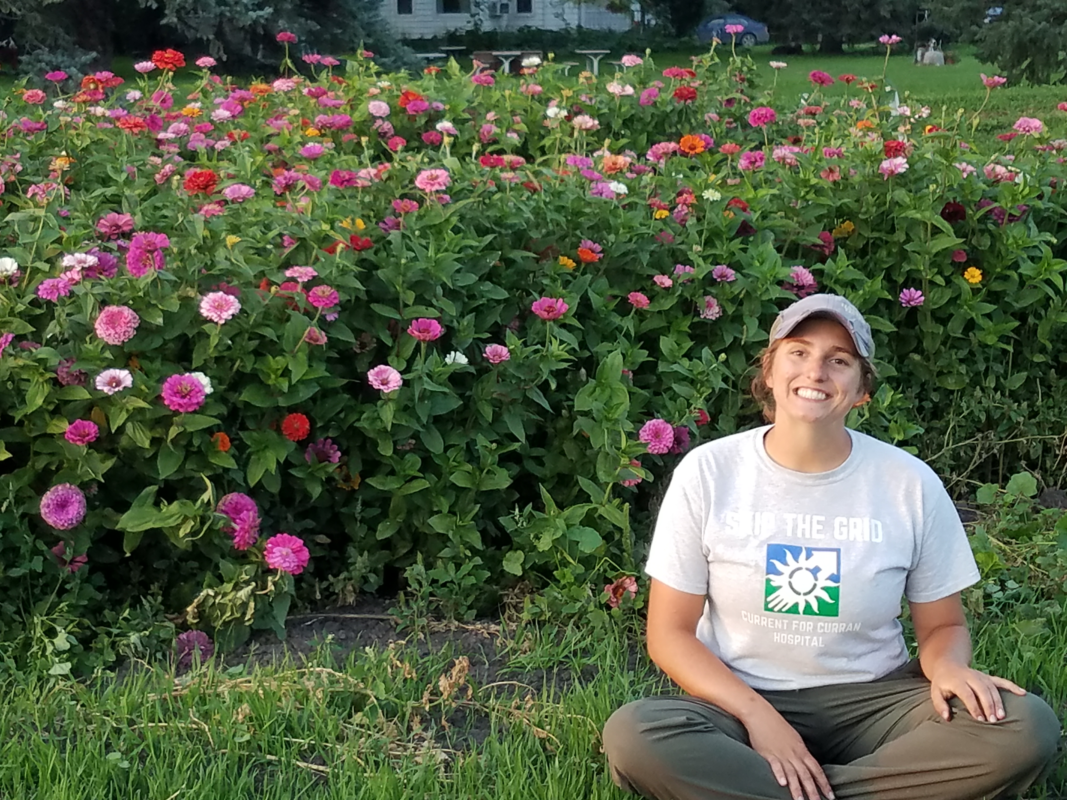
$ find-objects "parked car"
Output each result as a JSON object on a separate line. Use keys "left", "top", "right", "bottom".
{"left": 695, "top": 14, "right": 770, "bottom": 47}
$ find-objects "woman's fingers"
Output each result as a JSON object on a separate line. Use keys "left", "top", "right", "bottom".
{"left": 990, "top": 674, "right": 1027, "bottom": 696}
{"left": 805, "top": 753, "right": 835, "bottom": 799}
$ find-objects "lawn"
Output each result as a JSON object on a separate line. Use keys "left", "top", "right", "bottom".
{"left": 1, "top": 602, "right": 1064, "bottom": 799}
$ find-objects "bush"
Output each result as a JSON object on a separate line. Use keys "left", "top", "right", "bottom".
{"left": 3, "top": 45, "right": 1067, "bottom": 670}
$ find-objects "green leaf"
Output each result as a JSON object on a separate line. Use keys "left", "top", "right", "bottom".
{"left": 477, "top": 467, "right": 512, "bottom": 492}
{"left": 247, "top": 451, "right": 275, "bottom": 488}
{"left": 975, "top": 484, "right": 999, "bottom": 505}
{"left": 569, "top": 525, "right": 603, "bottom": 554}
{"left": 398, "top": 478, "right": 431, "bottom": 496}
{"left": 502, "top": 550, "right": 525, "bottom": 576}
{"left": 1005, "top": 472, "right": 1038, "bottom": 499}
{"left": 177, "top": 414, "right": 221, "bottom": 432}
{"left": 157, "top": 443, "right": 183, "bottom": 479}
{"left": 420, "top": 425, "right": 444, "bottom": 454}
{"left": 123, "top": 529, "right": 145, "bottom": 555}
{"left": 366, "top": 475, "right": 406, "bottom": 491}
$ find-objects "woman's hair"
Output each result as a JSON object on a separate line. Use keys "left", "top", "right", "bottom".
{"left": 749, "top": 318, "right": 878, "bottom": 423}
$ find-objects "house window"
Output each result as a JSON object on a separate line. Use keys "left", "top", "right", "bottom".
{"left": 517, "top": 0, "right": 532, "bottom": 12}
{"left": 436, "top": 0, "right": 470, "bottom": 12}
{"left": 397, "top": 0, "right": 412, "bottom": 13}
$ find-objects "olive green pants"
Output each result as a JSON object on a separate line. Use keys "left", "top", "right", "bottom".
{"left": 603, "top": 661, "right": 1060, "bottom": 800}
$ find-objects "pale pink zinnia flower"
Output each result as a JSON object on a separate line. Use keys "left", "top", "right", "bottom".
{"left": 484, "top": 344, "right": 510, "bottom": 364}
{"left": 94, "top": 305, "right": 140, "bottom": 345}
{"left": 700, "top": 296, "right": 723, "bottom": 320}
{"left": 222, "top": 184, "right": 255, "bottom": 203}
{"left": 627, "top": 291, "right": 650, "bottom": 309}
{"left": 621, "top": 54, "right": 643, "bottom": 67}
{"left": 653, "top": 275, "right": 673, "bottom": 288}
{"left": 95, "top": 368, "right": 133, "bottom": 395}
{"left": 879, "top": 157, "right": 909, "bottom": 178}
{"left": 367, "top": 364, "right": 403, "bottom": 393}
{"left": 1013, "top": 116, "right": 1044, "bottom": 135}
{"left": 980, "top": 73, "right": 1007, "bottom": 88}
{"left": 285, "top": 266, "right": 317, "bottom": 282}
{"left": 199, "top": 291, "right": 241, "bottom": 324}
{"left": 638, "top": 419, "right": 674, "bottom": 454}
{"left": 368, "top": 100, "right": 390, "bottom": 117}
{"left": 414, "top": 169, "right": 451, "bottom": 192}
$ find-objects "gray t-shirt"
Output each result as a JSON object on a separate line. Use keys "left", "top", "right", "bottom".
{"left": 645, "top": 425, "right": 980, "bottom": 691}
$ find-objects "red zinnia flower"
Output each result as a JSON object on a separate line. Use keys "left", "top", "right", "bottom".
{"left": 672, "top": 86, "right": 697, "bottom": 104}
{"left": 282, "top": 413, "right": 311, "bottom": 442}
{"left": 883, "top": 140, "right": 908, "bottom": 158}
{"left": 151, "top": 49, "right": 186, "bottom": 71}
{"left": 577, "top": 247, "right": 600, "bottom": 263}
{"left": 726, "top": 197, "right": 749, "bottom": 213}
{"left": 183, "top": 169, "right": 218, "bottom": 195}
{"left": 116, "top": 116, "right": 148, "bottom": 133}
{"left": 838, "top": 73, "right": 857, "bottom": 85}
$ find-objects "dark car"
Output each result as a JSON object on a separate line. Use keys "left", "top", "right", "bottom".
{"left": 695, "top": 14, "right": 770, "bottom": 47}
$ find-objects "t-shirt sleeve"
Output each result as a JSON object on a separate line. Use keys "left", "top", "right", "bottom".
{"left": 904, "top": 470, "right": 980, "bottom": 603}
{"left": 644, "top": 452, "right": 710, "bottom": 596}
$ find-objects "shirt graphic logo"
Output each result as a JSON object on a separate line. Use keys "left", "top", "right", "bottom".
{"left": 764, "top": 544, "right": 840, "bottom": 617}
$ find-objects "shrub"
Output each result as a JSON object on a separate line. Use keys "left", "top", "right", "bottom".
{"left": 3, "top": 44, "right": 1067, "bottom": 669}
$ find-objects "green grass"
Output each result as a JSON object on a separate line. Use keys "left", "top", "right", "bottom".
{"left": 0, "top": 610, "right": 1063, "bottom": 799}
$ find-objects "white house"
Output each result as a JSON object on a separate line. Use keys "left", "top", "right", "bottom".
{"left": 382, "top": 0, "right": 634, "bottom": 39}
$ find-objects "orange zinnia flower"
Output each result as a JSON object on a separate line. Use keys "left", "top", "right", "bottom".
{"left": 250, "top": 83, "right": 273, "bottom": 96}
{"left": 211, "top": 432, "right": 231, "bottom": 452}
{"left": 577, "top": 247, "right": 600, "bottom": 263}
{"left": 151, "top": 49, "right": 186, "bottom": 71}
{"left": 679, "top": 135, "right": 706, "bottom": 156}
{"left": 855, "top": 119, "right": 876, "bottom": 130}
{"left": 601, "top": 154, "right": 630, "bottom": 174}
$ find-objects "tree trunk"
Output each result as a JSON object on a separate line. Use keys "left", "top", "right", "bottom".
{"left": 819, "top": 34, "right": 844, "bottom": 54}
{"left": 69, "top": 0, "right": 115, "bottom": 68}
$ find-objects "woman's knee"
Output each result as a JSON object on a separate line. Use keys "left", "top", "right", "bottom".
{"left": 998, "top": 692, "right": 1061, "bottom": 773}
{"left": 603, "top": 699, "right": 650, "bottom": 766}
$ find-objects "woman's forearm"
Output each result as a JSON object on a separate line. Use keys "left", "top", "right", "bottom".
{"left": 918, "top": 622, "right": 972, "bottom": 681}
{"left": 648, "top": 629, "right": 774, "bottom": 725}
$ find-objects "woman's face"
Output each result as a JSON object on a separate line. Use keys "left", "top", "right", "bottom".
{"left": 764, "top": 316, "right": 868, "bottom": 428}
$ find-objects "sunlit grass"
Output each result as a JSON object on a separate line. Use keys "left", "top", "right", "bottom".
{"left": 0, "top": 609, "right": 1061, "bottom": 798}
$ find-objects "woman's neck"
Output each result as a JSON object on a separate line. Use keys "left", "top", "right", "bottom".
{"left": 763, "top": 422, "right": 852, "bottom": 473}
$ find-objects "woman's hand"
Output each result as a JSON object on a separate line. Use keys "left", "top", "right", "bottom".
{"left": 929, "top": 663, "right": 1026, "bottom": 722}
{"left": 744, "top": 704, "right": 834, "bottom": 800}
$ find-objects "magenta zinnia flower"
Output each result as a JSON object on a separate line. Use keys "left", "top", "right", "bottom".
{"left": 174, "top": 630, "right": 214, "bottom": 668}
{"left": 531, "top": 297, "right": 569, "bottom": 321}
{"left": 307, "top": 284, "right": 340, "bottom": 309}
{"left": 40, "top": 484, "right": 87, "bottom": 530}
{"left": 407, "top": 318, "right": 443, "bottom": 341}
{"left": 899, "top": 288, "right": 925, "bottom": 307}
{"left": 0, "top": 332, "right": 14, "bottom": 359}
{"left": 747, "top": 106, "right": 776, "bottom": 128}
{"left": 264, "top": 533, "right": 310, "bottom": 575}
{"left": 367, "top": 365, "right": 403, "bottom": 392}
{"left": 639, "top": 419, "right": 674, "bottom": 455}
{"left": 217, "top": 492, "right": 260, "bottom": 550}
{"left": 37, "top": 278, "right": 71, "bottom": 302}
{"left": 64, "top": 420, "right": 99, "bottom": 445}
{"left": 94, "top": 305, "right": 140, "bottom": 345}
{"left": 161, "top": 373, "right": 207, "bottom": 413}
{"left": 199, "top": 291, "right": 241, "bottom": 324}
{"left": 809, "top": 70, "right": 835, "bottom": 86}
{"left": 305, "top": 437, "right": 341, "bottom": 464}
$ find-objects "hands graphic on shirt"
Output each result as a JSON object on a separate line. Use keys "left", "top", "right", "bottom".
{"left": 766, "top": 588, "right": 800, "bottom": 613}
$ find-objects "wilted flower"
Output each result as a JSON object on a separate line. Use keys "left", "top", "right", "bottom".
{"left": 174, "top": 630, "right": 214, "bottom": 668}
{"left": 305, "top": 438, "right": 341, "bottom": 464}
{"left": 604, "top": 575, "right": 638, "bottom": 608}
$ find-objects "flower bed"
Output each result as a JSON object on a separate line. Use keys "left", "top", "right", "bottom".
{"left": 3, "top": 39, "right": 1067, "bottom": 663}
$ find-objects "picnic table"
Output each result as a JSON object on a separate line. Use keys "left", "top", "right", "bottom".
{"left": 414, "top": 52, "right": 447, "bottom": 63}
{"left": 575, "top": 49, "right": 610, "bottom": 76}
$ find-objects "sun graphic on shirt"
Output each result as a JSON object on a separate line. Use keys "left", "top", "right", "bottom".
{"left": 765, "top": 549, "right": 837, "bottom": 614}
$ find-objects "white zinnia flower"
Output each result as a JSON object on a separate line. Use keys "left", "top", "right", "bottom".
{"left": 191, "top": 372, "right": 213, "bottom": 395}
{"left": 445, "top": 351, "right": 469, "bottom": 366}
{"left": 522, "top": 55, "right": 542, "bottom": 67}
{"left": 0, "top": 257, "right": 18, "bottom": 277}
{"left": 608, "top": 181, "right": 628, "bottom": 196}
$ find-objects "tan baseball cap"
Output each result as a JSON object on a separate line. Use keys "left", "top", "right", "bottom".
{"left": 769, "top": 294, "right": 874, "bottom": 358}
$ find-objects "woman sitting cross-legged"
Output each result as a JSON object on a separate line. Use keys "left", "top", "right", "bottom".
{"left": 603, "top": 294, "right": 1060, "bottom": 800}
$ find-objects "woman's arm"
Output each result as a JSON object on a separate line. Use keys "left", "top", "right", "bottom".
{"left": 647, "top": 579, "right": 834, "bottom": 800}
{"left": 910, "top": 592, "right": 1025, "bottom": 722}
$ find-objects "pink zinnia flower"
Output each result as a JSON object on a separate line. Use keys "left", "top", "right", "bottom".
{"left": 0, "top": 332, "right": 13, "bottom": 359}
{"left": 96, "top": 212, "right": 135, "bottom": 239}
{"left": 628, "top": 291, "right": 650, "bottom": 309}
{"left": 878, "top": 34, "right": 902, "bottom": 45}
{"left": 471, "top": 73, "right": 495, "bottom": 86}
{"left": 276, "top": 31, "right": 297, "bottom": 43}
{"left": 40, "top": 484, "right": 86, "bottom": 530}
{"left": 64, "top": 419, "right": 99, "bottom": 446}
{"left": 300, "top": 143, "right": 325, "bottom": 159}
{"left": 639, "top": 87, "right": 659, "bottom": 106}
{"left": 748, "top": 106, "right": 776, "bottom": 128}
{"left": 739, "top": 150, "right": 765, "bottom": 171}
{"left": 407, "top": 318, "right": 444, "bottom": 341}
{"left": 809, "top": 70, "right": 835, "bottom": 86}
{"left": 285, "top": 266, "right": 317, "bottom": 282}
{"left": 621, "top": 54, "right": 643, "bottom": 67}
{"left": 222, "top": 184, "right": 255, "bottom": 202}
{"left": 368, "top": 100, "right": 390, "bottom": 117}
{"left": 712, "top": 265, "right": 736, "bottom": 282}
{"left": 952, "top": 249, "right": 968, "bottom": 263}
{"left": 531, "top": 297, "right": 569, "bottom": 321}
{"left": 653, "top": 275, "right": 673, "bottom": 288}
{"left": 367, "top": 365, "right": 403, "bottom": 392}
{"left": 264, "top": 533, "right": 310, "bottom": 575}
{"left": 899, "top": 288, "right": 925, "bottom": 307}
{"left": 195, "top": 56, "right": 217, "bottom": 69}
{"left": 879, "top": 157, "right": 909, "bottom": 178}
{"left": 94, "top": 305, "right": 139, "bottom": 345}
{"left": 307, "top": 284, "right": 339, "bottom": 309}
{"left": 700, "top": 296, "right": 723, "bottom": 320}
{"left": 980, "top": 73, "right": 1007, "bottom": 88}
{"left": 620, "top": 460, "right": 643, "bottom": 488}
{"left": 638, "top": 419, "right": 674, "bottom": 455}
{"left": 484, "top": 344, "right": 510, "bottom": 364}
{"left": 37, "top": 278, "right": 71, "bottom": 302}
{"left": 1013, "top": 116, "right": 1044, "bottom": 135}
{"left": 217, "top": 492, "right": 260, "bottom": 549}
{"left": 199, "top": 291, "right": 241, "bottom": 324}
{"left": 95, "top": 368, "right": 133, "bottom": 395}
{"left": 414, "top": 169, "right": 451, "bottom": 192}
{"left": 161, "top": 373, "right": 207, "bottom": 413}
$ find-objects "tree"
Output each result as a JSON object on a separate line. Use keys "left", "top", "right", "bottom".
{"left": 5, "top": 0, "right": 415, "bottom": 77}
{"left": 733, "top": 0, "right": 920, "bottom": 52}
{"left": 926, "top": 0, "right": 1067, "bottom": 85}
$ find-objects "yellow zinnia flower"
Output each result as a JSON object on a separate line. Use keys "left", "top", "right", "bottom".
{"left": 653, "top": 209, "right": 669, "bottom": 220}
{"left": 963, "top": 267, "right": 983, "bottom": 284}
{"left": 832, "top": 220, "right": 855, "bottom": 238}
{"left": 304, "top": 127, "right": 321, "bottom": 136}
{"left": 558, "top": 256, "right": 576, "bottom": 269}
{"left": 225, "top": 235, "right": 242, "bottom": 249}
{"left": 181, "top": 106, "right": 202, "bottom": 117}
